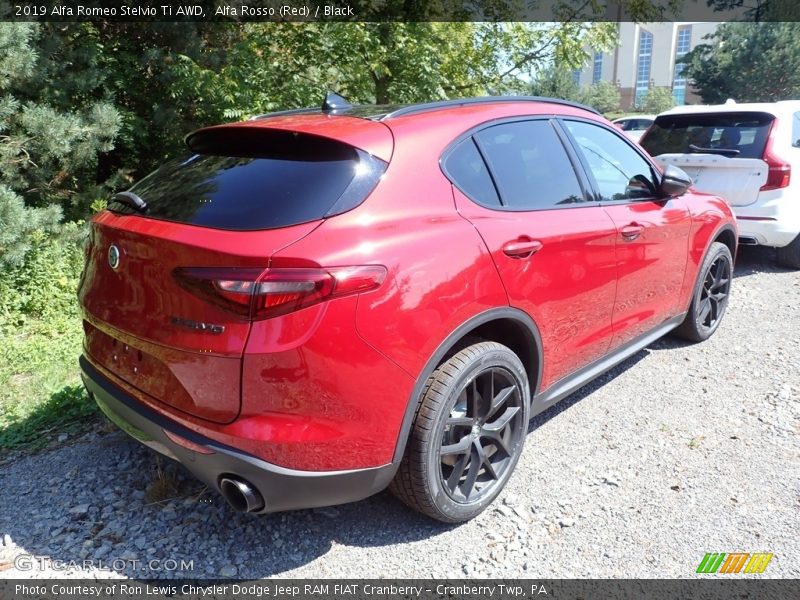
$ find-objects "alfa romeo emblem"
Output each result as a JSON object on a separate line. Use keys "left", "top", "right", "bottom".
{"left": 108, "top": 245, "right": 121, "bottom": 270}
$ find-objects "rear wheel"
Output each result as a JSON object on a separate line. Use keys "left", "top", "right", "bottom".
{"left": 674, "top": 241, "right": 733, "bottom": 342}
{"left": 776, "top": 233, "right": 800, "bottom": 269}
{"left": 390, "top": 342, "right": 530, "bottom": 523}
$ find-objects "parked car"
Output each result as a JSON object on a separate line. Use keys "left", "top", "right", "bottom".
{"left": 78, "top": 93, "right": 737, "bottom": 523}
{"left": 639, "top": 101, "right": 800, "bottom": 268}
{"left": 612, "top": 115, "right": 655, "bottom": 142}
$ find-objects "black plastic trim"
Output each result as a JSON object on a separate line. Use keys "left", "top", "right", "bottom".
{"left": 531, "top": 313, "right": 686, "bottom": 416}
{"left": 80, "top": 356, "right": 395, "bottom": 513}
{"left": 391, "top": 307, "right": 544, "bottom": 463}
{"left": 683, "top": 224, "right": 739, "bottom": 312}
{"left": 382, "top": 96, "right": 600, "bottom": 120}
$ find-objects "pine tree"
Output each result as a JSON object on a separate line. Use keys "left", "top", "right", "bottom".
{"left": 0, "top": 23, "right": 121, "bottom": 266}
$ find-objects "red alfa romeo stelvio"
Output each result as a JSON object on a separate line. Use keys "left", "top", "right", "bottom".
{"left": 78, "top": 93, "right": 737, "bottom": 522}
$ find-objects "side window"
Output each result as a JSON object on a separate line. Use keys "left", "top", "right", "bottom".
{"left": 474, "top": 120, "right": 585, "bottom": 209}
{"left": 444, "top": 138, "right": 500, "bottom": 207}
{"left": 564, "top": 120, "right": 657, "bottom": 201}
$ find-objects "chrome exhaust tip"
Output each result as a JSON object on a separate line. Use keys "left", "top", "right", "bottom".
{"left": 738, "top": 236, "right": 759, "bottom": 246}
{"left": 219, "top": 476, "right": 265, "bottom": 513}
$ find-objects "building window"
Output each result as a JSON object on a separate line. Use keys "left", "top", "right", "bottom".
{"left": 635, "top": 29, "right": 653, "bottom": 108}
{"left": 672, "top": 25, "right": 692, "bottom": 105}
{"left": 572, "top": 69, "right": 581, "bottom": 86}
{"left": 592, "top": 52, "right": 603, "bottom": 84}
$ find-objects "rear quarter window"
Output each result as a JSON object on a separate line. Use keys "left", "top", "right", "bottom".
{"left": 108, "top": 129, "right": 386, "bottom": 231}
{"left": 640, "top": 111, "right": 774, "bottom": 159}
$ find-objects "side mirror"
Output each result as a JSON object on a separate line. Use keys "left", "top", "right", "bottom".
{"left": 659, "top": 164, "right": 693, "bottom": 197}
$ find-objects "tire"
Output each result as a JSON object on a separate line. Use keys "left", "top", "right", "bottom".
{"left": 776, "top": 233, "right": 800, "bottom": 269}
{"left": 389, "top": 341, "right": 530, "bottom": 523}
{"left": 673, "top": 241, "right": 733, "bottom": 342}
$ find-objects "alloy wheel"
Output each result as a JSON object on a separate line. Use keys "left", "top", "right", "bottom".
{"left": 439, "top": 367, "right": 525, "bottom": 503}
{"left": 698, "top": 253, "right": 731, "bottom": 330}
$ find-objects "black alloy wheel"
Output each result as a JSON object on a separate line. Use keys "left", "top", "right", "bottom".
{"left": 674, "top": 241, "right": 733, "bottom": 342}
{"left": 390, "top": 341, "right": 530, "bottom": 523}
{"left": 440, "top": 367, "right": 525, "bottom": 503}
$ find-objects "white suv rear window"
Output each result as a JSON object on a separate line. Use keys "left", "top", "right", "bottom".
{"left": 640, "top": 111, "right": 774, "bottom": 159}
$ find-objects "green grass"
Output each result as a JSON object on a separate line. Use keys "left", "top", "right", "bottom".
{"left": 0, "top": 230, "right": 99, "bottom": 453}
{"left": 0, "top": 315, "right": 97, "bottom": 451}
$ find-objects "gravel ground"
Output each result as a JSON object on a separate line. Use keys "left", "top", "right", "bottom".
{"left": 1, "top": 246, "right": 798, "bottom": 580}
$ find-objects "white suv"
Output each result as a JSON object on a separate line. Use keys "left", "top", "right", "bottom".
{"left": 639, "top": 101, "right": 800, "bottom": 268}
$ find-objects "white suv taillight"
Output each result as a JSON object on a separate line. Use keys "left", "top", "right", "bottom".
{"left": 761, "top": 120, "right": 791, "bottom": 191}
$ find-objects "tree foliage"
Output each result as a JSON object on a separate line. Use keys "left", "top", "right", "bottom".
{"left": 0, "top": 19, "right": 624, "bottom": 267}
{"left": 0, "top": 23, "right": 121, "bottom": 266}
{"left": 580, "top": 81, "right": 622, "bottom": 114}
{"left": 640, "top": 87, "right": 675, "bottom": 114}
{"left": 528, "top": 66, "right": 582, "bottom": 102}
{"left": 681, "top": 22, "right": 800, "bottom": 103}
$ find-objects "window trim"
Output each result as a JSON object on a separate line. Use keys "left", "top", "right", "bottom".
{"left": 558, "top": 117, "right": 666, "bottom": 206}
{"left": 439, "top": 115, "right": 595, "bottom": 212}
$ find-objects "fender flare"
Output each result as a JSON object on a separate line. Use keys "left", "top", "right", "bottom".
{"left": 683, "top": 222, "right": 737, "bottom": 314}
{"left": 390, "top": 307, "right": 543, "bottom": 464}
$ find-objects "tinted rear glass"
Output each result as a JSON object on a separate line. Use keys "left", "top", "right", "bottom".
{"left": 109, "top": 129, "right": 382, "bottom": 230}
{"left": 444, "top": 138, "right": 500, "bottom": 207}
{"left": 640, "top": 111, "right": 774, "bottom": 159}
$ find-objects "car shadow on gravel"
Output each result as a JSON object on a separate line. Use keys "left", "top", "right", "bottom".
{"left": 0, "top": 428, "right": 458, "bottom": 579}
{"left": 733, "top": 245, "right": 796, "bottom": 279}
{"left": 527, "top": 350, "right": 648, "bottom": 434}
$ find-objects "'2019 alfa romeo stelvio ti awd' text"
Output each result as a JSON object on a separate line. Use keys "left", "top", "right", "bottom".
{"left": 79, "top": 93, "right": 736, "bottom": 522}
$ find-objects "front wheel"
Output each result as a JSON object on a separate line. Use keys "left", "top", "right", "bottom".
{"left": 673, "top": 241, "right": 733, "bottom": 342}
{"left": 389, "top": 341, "right": 530, "bottom": 523}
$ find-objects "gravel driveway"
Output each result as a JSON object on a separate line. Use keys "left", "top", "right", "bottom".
{"left": 1, "top": 246, "right": 798, "bottom": 580}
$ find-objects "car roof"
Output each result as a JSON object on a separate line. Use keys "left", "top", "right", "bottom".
{"left": 250, "top": 95, "right": 601, "bottom": 122}
{"left": 658, "top": 100, "right": 800, "bottom": 118}
{"left": 187, "top": 95, "right": 604, "bottom": 162}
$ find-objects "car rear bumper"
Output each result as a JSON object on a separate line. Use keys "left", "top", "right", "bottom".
{"left": 79, "top": 355, "right": 396, "bottom": 513}
{"left": 734, "top": 191, "right": 800, "bottom": 247}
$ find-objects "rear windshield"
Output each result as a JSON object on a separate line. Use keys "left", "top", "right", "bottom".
{"left": 640, "top": 111, "right": 774, "bottom": 159}
{"left": 109, "top": 129, "right": 385, "bottom": 230}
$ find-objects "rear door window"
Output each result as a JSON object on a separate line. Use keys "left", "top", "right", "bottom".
{"left": 473, "top": 120, "right": 586, "bottom": 209}
{"left": 640, "top": 111, "right": 774, "bottom": 159}
{"left": 109, "top": 129, "right": 385, "bottom": 231}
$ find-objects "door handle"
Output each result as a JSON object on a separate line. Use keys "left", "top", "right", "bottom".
{"left": 502, "top": 238, "right": 544, "bottom": 259}
{"left": 620, "top": 223, "right": 644, "bottom": 241}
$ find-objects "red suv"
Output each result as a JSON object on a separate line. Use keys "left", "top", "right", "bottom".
{"left": 78, "top": 94, "right": 737, "bottom": 522}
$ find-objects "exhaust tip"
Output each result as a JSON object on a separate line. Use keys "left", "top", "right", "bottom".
{"left": 738, "top": 236, "right": 759, "bottom": 246}
{"left": 219, "top": 476, "right": 265, "bottom": 513}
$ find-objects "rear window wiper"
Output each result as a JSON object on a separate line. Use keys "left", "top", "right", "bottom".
{"left": 688, "top": 144, "right": 741, "bottom": 158}
{"left": 112, "top": 191, "right": 148, "bottom": 213}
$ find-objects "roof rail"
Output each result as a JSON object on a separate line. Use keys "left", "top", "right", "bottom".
{"left": 381, "top": 96, "right": 600, "bottom": 119}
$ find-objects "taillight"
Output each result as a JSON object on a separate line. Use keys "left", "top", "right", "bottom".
{"left": 761, "top": 120, "right": 791, "bottom": 191}
{"left": 173, "top": 266, "right": 387, "bottom": 320}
